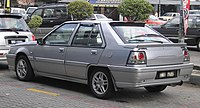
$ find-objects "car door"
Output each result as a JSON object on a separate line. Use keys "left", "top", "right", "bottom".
{"left": 65, "top": 23, "right": 105, "bottom": 79}
{"left": 34, "top": 23, "right": 78, "bottom": 76}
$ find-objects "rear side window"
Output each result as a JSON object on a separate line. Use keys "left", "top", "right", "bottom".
{"left": 111, "top": 23, "right": 170, "bottom": 43}
{"left": 72, "top": 24, "right": 103, "bottom": 47}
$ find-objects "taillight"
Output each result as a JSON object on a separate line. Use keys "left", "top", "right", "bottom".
{"left": 127, "top": 51, "right": 146, "bottom": 65}
{"left": 182, "top": 48, "right": 190, "bottom": 62}
{"left": 32, "top": 35, "right": 36, "bottom": 41}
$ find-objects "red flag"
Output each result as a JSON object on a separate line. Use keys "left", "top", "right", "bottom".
{"left": 183, "top": 0, "right": 190, "bottom": 35}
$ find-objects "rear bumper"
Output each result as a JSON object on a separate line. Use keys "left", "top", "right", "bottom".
{"left": 109, "top": 63, "right": 193, "bottom": 88}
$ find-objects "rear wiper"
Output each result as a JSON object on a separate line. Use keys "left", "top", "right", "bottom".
{"left": 0, "top": 28, "right": 19, "bottom": 34}
{"left": 128, "top": 39, "right": 145, "bottom": 43}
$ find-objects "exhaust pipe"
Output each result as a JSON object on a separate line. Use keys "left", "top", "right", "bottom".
{"left": 170, "top": 81, "right": 183, "bottom": 87}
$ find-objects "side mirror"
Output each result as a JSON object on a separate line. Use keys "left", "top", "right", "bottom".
{"left": 36, "top": 38, "right": 44, "bottom": 45}
{"left": 161, "top": 24, "right": 166, "bottom": 28}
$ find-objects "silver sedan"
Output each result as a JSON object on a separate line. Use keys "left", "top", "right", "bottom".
{"left": 7, "top": 21, "right": 193, "bottom": 99}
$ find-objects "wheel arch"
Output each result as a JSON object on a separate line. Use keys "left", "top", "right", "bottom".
{"left": 87, "top": 65, "right": 118, "bottom": 91}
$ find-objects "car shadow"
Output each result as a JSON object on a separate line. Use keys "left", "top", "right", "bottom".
{"left": 0, "top": 61, "right": 8, "bottom": 70}
{"left": 30, "top": 76, "right": 168, "bottom": 101}
{"left": 32, "top": 76, "right": 91, "bottom": 96}
{"left": 187, "top": 46, "right": 199, "bottom": 52}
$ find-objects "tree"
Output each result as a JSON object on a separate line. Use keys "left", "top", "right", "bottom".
{"left": 68, "top": 0, "right": 94, "bottom": 20}
{"left": 118, "top": 0, "right": 153, "bottom": 21}
{"left": 28, "top": 15, "right": 42, "bottom": 32}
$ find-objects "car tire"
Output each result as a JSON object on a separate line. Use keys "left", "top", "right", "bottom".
{"left": 197, "top": 39, "right": 200, "bottom": 51}
{"left": 15, "top": 55, "right": 34, "bottom": 81}
{"left": 89, "top": 68, "right": 115, "bottom": 99}
{"left": 144, "top": 85, "right": 167, "bottom": 92}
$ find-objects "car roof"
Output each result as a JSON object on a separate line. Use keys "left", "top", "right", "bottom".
{"left": 38, "top": 3, "right": 66, "bottom": 8}
{"left": 65, "top": 20, "right": 145, "bottom": 26}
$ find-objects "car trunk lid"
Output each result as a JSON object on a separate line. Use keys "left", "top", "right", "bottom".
{"left": 124, "top": 43, "right": 186, "bottom": 66}
{"left": 0, "top": 32, "right": 31, "bottom": 46}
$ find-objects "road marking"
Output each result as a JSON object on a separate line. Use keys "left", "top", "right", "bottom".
{"left": 27, "top": 88, "right": 60, "bottom": 96}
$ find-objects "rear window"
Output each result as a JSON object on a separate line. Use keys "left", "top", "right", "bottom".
{"left": 0, "top": 16, "right": 29, "bottom": 31}
{"left": 111, "top": 23, "right": 170, "bottom": 43}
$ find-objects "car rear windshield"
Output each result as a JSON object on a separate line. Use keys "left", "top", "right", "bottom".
{"left": 0, "top": 16, "right": 29, "bottom": 31}
{"left": 111, "top": 23, "right": 170, "bottom": 44}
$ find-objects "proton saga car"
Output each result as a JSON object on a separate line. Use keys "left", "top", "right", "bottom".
{"left": 7, "top": 20, "right": 193, "bottom": 99}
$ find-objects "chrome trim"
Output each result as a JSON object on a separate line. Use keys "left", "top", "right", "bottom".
{"left": 65, "top": 60, "right": 89, "bottom": 66}
{"left": 35, "top": 57, "right": 64, "bottom": 64}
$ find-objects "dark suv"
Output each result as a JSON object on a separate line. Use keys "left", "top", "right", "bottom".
{"left": 26, "top": 4, "right": 71, "bottom": 27}
{"left": 153, "top": 15, "right": 200, "bottom": 51}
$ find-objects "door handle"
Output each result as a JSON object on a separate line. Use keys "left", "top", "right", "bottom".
{"left": 50, "top": 20, "right": 54, "bottom": 23}
{"left": 59, "top": 48, "right": 64, "bottom": 53}
{"left": 91, "top": 50, "right": 97, "bottom": 55}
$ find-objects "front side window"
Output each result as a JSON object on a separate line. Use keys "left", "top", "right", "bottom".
{"left": 165, "top": 17, "right": 179, "bottom": 27}
{"left": 112, "top": 25, "right": 170, "bottom": 44}
{"left": 45, "top": 23, "right": 78, "bottom": 45}
{"left": 72, "top": 24, "right": 103, "bottom": 47}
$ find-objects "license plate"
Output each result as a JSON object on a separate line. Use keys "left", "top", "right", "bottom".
{"left": 9, "top": 40, "right": 25, "bottom": 44}
{"left": 156, "top": 70, "right": 178, "bottom": 79}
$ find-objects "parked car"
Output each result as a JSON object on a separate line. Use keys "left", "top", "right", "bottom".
{"left": 189, "top": 10, "right": 200, "bottom": 15}
{"left": 24, "top": 7, "right": 37, "bottom": 20}
{"left": 146, "top": 15, "right": 166, "bottom": 26}
{"left": 26, "top": 4, "right": 71, "bottom": 27}
{"left": 0, "top": 8, "right": 4, "bottom": 13}
{"left": 159, "top": 12, "right": 179, "bottom": 21}
{"left": 0, "top": 13, "right": 35, "bottom": 61}
{"left": 89, "top": 14, "right": 113, "bottom": 21}
{"left": 11, "top": 8, "right": 26, "bottom": 17}
{"left": 153, "top": 14, "right": 200, "bottom": 51}
{"left": 7, "top": 20, "right": 193, "bottom": 99}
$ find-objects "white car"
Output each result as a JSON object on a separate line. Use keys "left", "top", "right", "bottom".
{"left": 90, "top": 14, "right": 113, "bottom": 21}
{"left": 11, "top": 8, "right": 26, "bottom": 17}
{"left": 159, "top": 12, "right": 180, "bottom": 21}
{"left": 0, "top": 13, "right": 35, "bottom": 61}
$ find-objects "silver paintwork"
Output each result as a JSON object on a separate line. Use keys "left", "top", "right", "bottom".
{"left": 7, "top": 21, "right": 194, "bottom": 89}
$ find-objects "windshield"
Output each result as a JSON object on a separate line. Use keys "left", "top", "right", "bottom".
{"left": 112, "top": 26, "right": 170, "bottom": 43}
{"left": 0, "top": 17, "right": 30, "bottom": 31}
{"left": 27, "top": 8, "right": 37, "bottom": 14}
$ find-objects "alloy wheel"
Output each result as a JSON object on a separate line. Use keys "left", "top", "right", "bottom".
{"left": 92, "top": 72, "right": 108, "bottom": 95}
{"left": 16, "top": 59, "right": 27, "bottom": 79}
